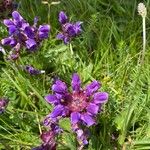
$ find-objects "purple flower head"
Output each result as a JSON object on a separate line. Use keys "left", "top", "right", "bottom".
{"left": 7, "top": 43, "right": 20, "bottom": 60}
{"left": 44, "top": 73, "right": 108, "bottom": 147}
{"left": 8, "top": 52, "right": 19, "bottom": 60}
{"left": 24, "top": 65, "right": 45, "bottom": 75}
{"left": 72, "top": 124, "right": 90, "bottom": 148}
{"left": 57, "top": 11, "right": 82, "bottom": 44}
{"left": 32, "top": 130, "right": 57, "bottom": 150}
{"left": 0, "top": 98, "right": 9, "bottom": 114}
{"left": 1, "top": 11, "right": 50, "bottom": 58}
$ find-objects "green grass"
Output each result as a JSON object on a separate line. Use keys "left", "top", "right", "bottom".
{"left": 0, "top": 0, "right": 150, "bottom": 149}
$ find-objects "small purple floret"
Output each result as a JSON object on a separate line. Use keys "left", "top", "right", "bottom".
{"left": 59, "top": 11, "right": 68, "bottom": 24}
{"left": 57, "top": 11, "right": 82, "bottom": 44}
{"left": 0, "top": 98, "right": 9, "bottom": 114}
{"left": 32, "top": 129, "right": 58, "bottom": 150}
{"left": 24, "top": 65, "right": 45, "bottom": 75}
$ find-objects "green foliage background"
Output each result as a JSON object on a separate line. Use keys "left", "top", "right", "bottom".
{"left": 0, "top": 0, "right": 150, "bottom": 149}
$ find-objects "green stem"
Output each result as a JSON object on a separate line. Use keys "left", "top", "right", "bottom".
{"left": 48, "top": 3, "right": 51, "bottom": 24}
{"left": 69, "top": 43, "right": 73, "bottom": 55}
{"left": 140, "top": 16, "right": 146, "bottom": 65}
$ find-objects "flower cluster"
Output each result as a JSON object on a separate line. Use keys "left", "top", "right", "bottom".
{"left": 0, "top": 98, "right": 9, "bottom": 114}
{"left": 57, "top": 11, "right": 82, "bottom": 44}
{"left": 1, "top": 11, "right": 50, "bottom": 59}
{"left": 0, "top": 9, "right": 109, "bottom": 149}
{"left": 44, "top": 73, "right": 108, "bottom": 148}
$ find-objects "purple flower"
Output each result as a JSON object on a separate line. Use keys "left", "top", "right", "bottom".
{"left": 24, "top": 65, "right": 45, "bottom": 75}
{"left": 1, "top": 11, "right": 50, "bottom": 57}
{"left": 44, "top": 73, "right": 108, "bottom": 147}
{"left": 8, "top": 52, "right": 19, "bottom": 60}
{"left": 7, "top": 43, "right": 20, "bottom": 60}
{"left": 57, "top": 11, "right": 82, "bottom": 44}
{"left": 32, "top": 130, "right": 57, "bottom": 150}
{"left": 0, "top": 98, "right": 9, "bottom": 114}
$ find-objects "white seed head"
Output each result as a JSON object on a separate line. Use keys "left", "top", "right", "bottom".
{"left": 138, "top": 3, "right": 147, "bottom": 17}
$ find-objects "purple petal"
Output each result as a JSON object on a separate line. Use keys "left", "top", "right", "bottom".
{"left": 0, "top": 98, "right": 9, "bottom": 114}
{"left": 1, "top": 37, "right": 17, "bottom": 47}
{"left": 25, "top": 65, "right": 40, "bottom": 75}
{"left": 34, "top": 17, "right": 38, "bottom": 26}
{"left": 74, "top": 21, "right": 82, "bottom": 35}
{"left": 52, "top": 80, "right": 67, "bottom": 94}
{"left": 63, "top": 36, "right": 70, "bottom": 44}
{"left": 45, "top": 94, "right": 59, "bottom": 105}
{"left": 38, "top": 25, "right": 50, "bottom": 39}
{"left": 51, "top": 124, "right": 63, "bottom": 134}
{"left": 71, "top": 73, "right": 81, "bottom": 92}
{"left": 24, "top": 26, "right": 35, "bottom": 39}
{"left": 25, "top": 39, "right": 37, "bottom": 50}
{"left": 43, "top": 115, "right": 58, "bottom": 127}
{"left": 59, "top": 11, "right": 68, "bottom": 24}
{"left": 64, "top": 23, "right": 76, "bottom": 37}
{"left": 3, "top": 19, "right": 14, "bottom": 27}
{"left": 82, "top": 139, "right": 88, "bottom": 145}
{"left": 0, "top": 99, "right": 8, "bottom": 108}
{"left": 50, "top": 105, "right": 64, "bottom": 118}
{"left": 38, "top": 25, "right": 50, "bottom": 32}
{"left": 21, "top": 22, "right": 30, "bottom": 30}
{"left": 93, "top": 92, "right": 108, "bottom": 104}
{"left": 85, "top": 80, "right": 100, "bottom": 96}
{"left": 56, "top": 33, "right": 64, "bottom": 40}
{"left": 55, "top": 93, "right": 63, "bottom": 100}
{"left": 86, "top": 103, "right": 99, "bottom": 115}
{"left": 8, "top": 25, "right": 17, "bottom": 35}
{"left": 71, "top": 112, "right": 81, "bottom": 124}
{"left": 56, "top": 33, "right": 70, "bottom": 44}
{"left": 81, "top": 113, "right": 95, "bottom": 127}
{"left": 32, "top": 145, "right": 43, "bottom": 150}
{"left": 76, "top": 129, "right": 83, "bottom": 137}
{"left": 75, "top": 129, "right": 89, "bottom": 146}
{"left": 12, "top": 11, "right": 23, "bottom": 21}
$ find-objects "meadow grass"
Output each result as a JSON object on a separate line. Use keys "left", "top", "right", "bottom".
{"left": 0, "top": 0, "right": 150, "bottom": 149}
